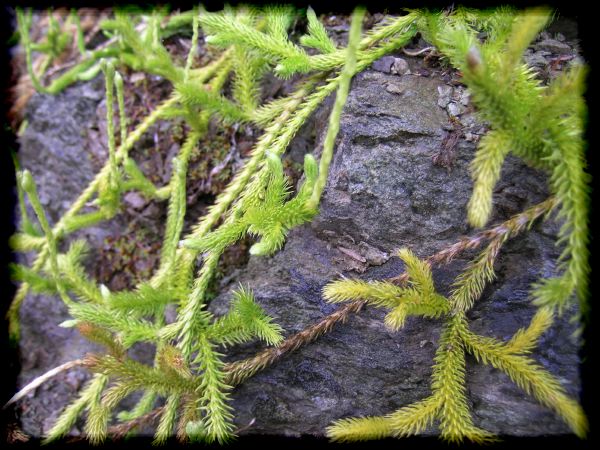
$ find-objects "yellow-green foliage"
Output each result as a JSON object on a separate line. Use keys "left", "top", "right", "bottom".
{"left": 325, "top": 247, "right": 587, "bottom": 442}
{"left": 324, "top": 249, "right": 449, "bottom": 330}
{"left": 10, "top": 5, "right": 369, "bottom": 443}
{"left": 417, "top": 7, "right": 589, "bottom": 314}
{"left": 9, "top": 4, "right": 588, "bottom": 445}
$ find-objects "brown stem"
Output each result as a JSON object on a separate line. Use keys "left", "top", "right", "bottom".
{"left": 389, "top": 196, "right": 557, "bottom": 283}
{"left": 223, "top": 299, "right": 367, "bottom": 386}
{"left": 107, "top": 406, "right": 165, "bottom": 439}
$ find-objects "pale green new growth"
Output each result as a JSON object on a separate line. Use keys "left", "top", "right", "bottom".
{"left": 152, "top": 133, "right": 201, "bottom": 289}
{"left": 208, "top": 286, "right": 284, "bottom": 347}
{"left": 193, "top": 336, "right": 234, "bottom": 443}
{"left": 68, "top": 302, "right": 161, "bottom": 347}
{"left": 44, "top": 374, "right": 108, "bottom": 443}
{"left": 11, "top": 151, "right": 39, "bottom": 237}
{"left": 108, "top": 283, "right": 176, "bottom": 315}
{"left": 506, "top": 306, "right": 554, "bottom": 353}
{"left": 466, "top": 130, "right": 511, "bottom": 228}
{"left": 434, "top": 317, "right": 494, "bottom": 443}
{"left": 324, "top": 248, "right": 449, "bottom": 330}
{"left": 153, "top": 393, "right": 181, "bottom": 445}
{"left": 301, "top": 7, "right": 337, "bottom": 54}
{"left": 327, "top": 415, "right": 394, "bottom": 442}
{"left": 181, "top": 152, "right": 319, "bottom": 257}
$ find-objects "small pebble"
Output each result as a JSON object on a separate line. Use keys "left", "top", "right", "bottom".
{"left": 447, "top": 102, "right": 464, "bottom": 117}
{"left": 371, "top": 56, "right": 395, "bottom": 73}
{"left": 460, "top": 113, "right": 477, "bottom": 128}
{"left": 437, "top": 85, "right": 453, "bottom": 97}
{"left": 437, "top": 98, "right": 449, "bottom": 108}
{"left": 124, "top": 192, "right": 146, "bottom": 209}
{"left": 130, "top": 73, "right": 146, "bottom": 83}
{"left": 437, "top": 84, "right": 453, "bottom": 108}
{"left": 390, "top": 57, "right": 409, "bottom": 75}
{"left": 385, "top": 83, "right": 404, "bottom": 95}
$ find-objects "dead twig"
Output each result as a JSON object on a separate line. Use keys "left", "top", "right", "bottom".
{"left": 402, "top": 46, "right": 435, "bottom": 56}
{"left": 4, "top": 359, "right": 84, "bottom": 409}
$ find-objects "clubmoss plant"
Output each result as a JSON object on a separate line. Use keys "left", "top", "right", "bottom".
{"left": 8, "top": 5, "right": 589, "bottom": 444}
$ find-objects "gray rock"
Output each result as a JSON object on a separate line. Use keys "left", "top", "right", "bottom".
{"left": 390, "top": 57, "right": 410, "bottom": 75}
{"left": 534, "top": 38, "right": 572, "bottom": 55}
{"left": 15, "top": 76, "right": 156, "bottom": 437}
{"left": 437, "top": 84, "right": 453, "bottom": 108}
{"left": 447, "top": 101, "right": 465, "bottom": 117}
{"left": 19, "top": 77, "right": 104, "bottom": 224}
{"left": 209, "top": 70, "right": 580, "bottom": 437}
{"left": 525, "top": 51, "right": 549, "bottom": 67}
{"left": 14, "top": 55, "right": 581, "bottom": 442}
{"left": 370, "top": 55, "right": 396, "bottom": 73}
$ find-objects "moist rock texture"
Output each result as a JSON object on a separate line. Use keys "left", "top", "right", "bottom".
{"left": 15, "top": 76, "right": 154, "bottom": 437}
{"left": 209, "top": 69, "right": 580, "bottom": 437}
{"left": 16, "top": 78, "right": 106, "bottom": 437}
{"left": 15, "top": 63, "right": 581, "bottom": 439}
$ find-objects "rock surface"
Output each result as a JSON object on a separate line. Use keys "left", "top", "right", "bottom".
{"left": 16, "top": 78, "right": 106, "bottom": 437}
{"left": 13, "top": 31, "right": 583, "bottom": 441}
{"left": 208, "top": 69, "right": 581, "bottom": 437}
{"left": 15, "top": 76, "right": 155, "bottom": 437}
